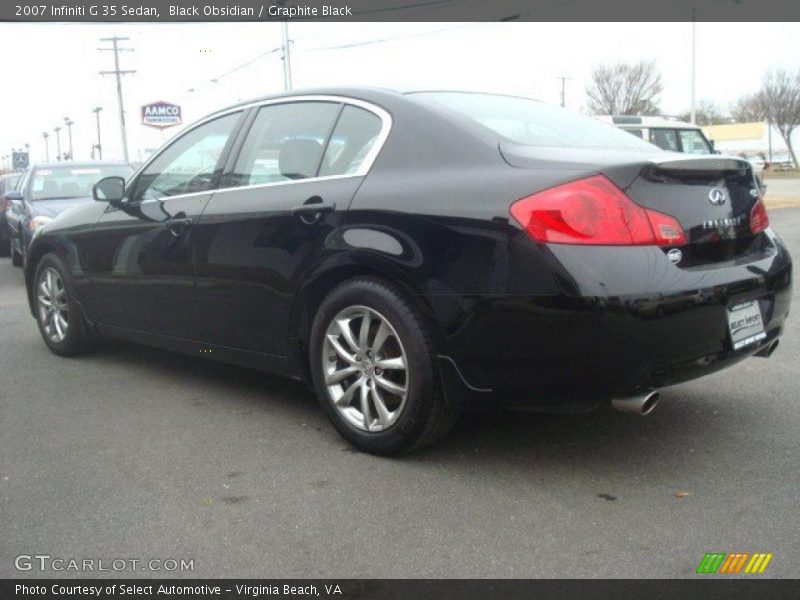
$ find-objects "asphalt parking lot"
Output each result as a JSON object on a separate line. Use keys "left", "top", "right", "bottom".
{"left": 1, "top": 209, "right": 798, "bottom": 579}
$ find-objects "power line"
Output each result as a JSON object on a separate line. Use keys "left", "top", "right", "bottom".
{"left": 98, "top": 36, "right": 136, "bottom": 163}
{"left": 303, "top": 23, "right": 484, "bottom": 52}
{"left": 177, "top": 21, "right": 487, "bottom": 100}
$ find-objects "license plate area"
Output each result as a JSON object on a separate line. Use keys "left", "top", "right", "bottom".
{"left": 727, "top": 301, "right": 766, "bottom": 351}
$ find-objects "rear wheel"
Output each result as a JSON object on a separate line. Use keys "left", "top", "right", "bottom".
{"left": 309, "top": 278, "right": 459, "bottom": 455}
{"left": 33, "top": 253, "right": 93, "bottom": 356}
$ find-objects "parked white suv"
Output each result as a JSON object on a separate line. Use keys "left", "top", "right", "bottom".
{"left": 599, "top": 115, "right": 766, "bottom": 188}
{"left": 597, "top": 115, "right": 715, "bottom": 153}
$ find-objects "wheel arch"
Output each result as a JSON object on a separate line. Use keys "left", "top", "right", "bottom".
{"left": 24, "top": 240, "right": 61, "bottom": 316}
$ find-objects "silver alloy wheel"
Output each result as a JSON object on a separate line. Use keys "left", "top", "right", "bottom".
{"left": 36, "top": 267, "right": 69, "bottom": 343}
{"left": 322, "top": 305, "right": 409, "bottom": 432}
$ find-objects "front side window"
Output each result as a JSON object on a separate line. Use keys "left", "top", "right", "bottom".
{"left": 133, "top": 112, "right": 241, "bottom": 202}
{"left": 649, "top": 128, "right": 679, "bottom": 152}
{"left": 678, "top": 129, "right": 712, "bottom": 154}
{"left": 231, "top": 102, "right": 342, "bottom": 187}
{"left": 320, "top": 105, "right": 383, "bottom": 177}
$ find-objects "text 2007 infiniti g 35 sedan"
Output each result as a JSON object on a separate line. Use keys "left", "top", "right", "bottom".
{"left": 24, "top": 88, "right": 792, "bottom": 454}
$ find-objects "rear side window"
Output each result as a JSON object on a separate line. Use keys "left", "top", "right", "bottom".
{"left": 231, "top": 102, "right": 342, "bottom": 187}
{"left": 413, "top": 92, "right": 655, "bottom": 150}
{"left": 320, "top": 106, "right": 383, "bottom": 177}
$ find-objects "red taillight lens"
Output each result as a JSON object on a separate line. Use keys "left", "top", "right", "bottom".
{"left": 509, "top": 175, "right": 685, "bottom": 246}
{"left": 750, "top": 199, "right": 769, "bottom": 234}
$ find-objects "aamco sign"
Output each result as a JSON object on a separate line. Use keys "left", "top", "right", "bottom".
{"left": 141, "top": 101, "right": 182, "bottom": 129}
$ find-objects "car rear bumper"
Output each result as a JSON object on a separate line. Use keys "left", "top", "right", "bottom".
{"left": 438, "top": 231, "right": 793, "bottom": 409}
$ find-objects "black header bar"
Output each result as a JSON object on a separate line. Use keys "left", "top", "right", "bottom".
{"left": 4, "top": 0, "right": 800, "bottom": 22}
{"left": 3, "top": 579, "right": 800, "bottom": 600}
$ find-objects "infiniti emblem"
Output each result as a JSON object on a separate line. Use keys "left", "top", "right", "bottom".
{"left": 708, "top": 188, "right": 727, "bottom": 206}
{"left": 667, "top": 248, "right": 683, "bottom": 264}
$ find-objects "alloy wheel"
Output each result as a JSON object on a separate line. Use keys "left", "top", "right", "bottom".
{"left": 322, "top": 305, "right": 409, "bottom": 432}
{"left": 37, "top": 267, "right": 69, "bottom": 343}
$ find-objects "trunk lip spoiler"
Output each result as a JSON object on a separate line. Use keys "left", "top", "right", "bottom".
{"left": 644, "top": 155, "right": 750, "bottom": 173}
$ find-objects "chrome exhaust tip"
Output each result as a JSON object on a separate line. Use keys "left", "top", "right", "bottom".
{"left": 611, "top": 390, "right": 660, "bottom": 416}
{"left": 755, "top": 339, "right": 779, "bottom": 358}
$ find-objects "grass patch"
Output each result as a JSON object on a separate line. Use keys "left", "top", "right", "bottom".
{"left": 763, "top": 169, "right": 799, "bottom": 179}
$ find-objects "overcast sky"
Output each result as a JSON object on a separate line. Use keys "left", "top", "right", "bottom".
{"left": 1, "top": 22, "right": 798, "bottom": 164}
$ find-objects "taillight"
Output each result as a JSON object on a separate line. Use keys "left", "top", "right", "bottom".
{"left": 509, "top": 175, "right": 686, "bottom": 246}
{"left": 750, "top": 199, "right": 769, "bottom": 234}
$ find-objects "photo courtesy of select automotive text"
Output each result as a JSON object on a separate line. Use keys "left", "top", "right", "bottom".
{"left": 1, "top": 0, "right": 799, "bottom": 597}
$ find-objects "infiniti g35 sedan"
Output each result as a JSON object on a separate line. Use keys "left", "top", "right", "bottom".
{"left": 24, "top": 88, "right": 793, "bottom": 454}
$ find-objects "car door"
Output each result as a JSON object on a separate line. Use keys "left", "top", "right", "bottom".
{"left": 192, "top": 99, "right": 389, "bottom": 357}
{"left": 80, "top": 110, "right": 245, "bottom": 338}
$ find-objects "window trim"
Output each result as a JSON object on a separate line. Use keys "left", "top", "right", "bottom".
{"left": 126, "top": 95, "right": 392, "bottom": 204}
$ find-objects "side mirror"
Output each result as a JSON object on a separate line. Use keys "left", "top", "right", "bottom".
{"left": 4, "top": 190, "right": 23, "bottom": 203}
{"left": 93, "top": 176, "right": 126, "bottom": 205}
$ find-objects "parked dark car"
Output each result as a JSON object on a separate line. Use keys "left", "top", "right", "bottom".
{"left": 5, "top": 161, "right": 133, "bottom": 266}
{"left": 0, "top": 172, "right": 21, "bottom": 256}
{"left": 23, "top": 89, "right": 792, "bottom": 454}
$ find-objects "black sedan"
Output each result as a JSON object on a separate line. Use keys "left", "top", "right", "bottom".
{"left": 5, "top": 161, "right": 133, "bottom": 266}
{"left": 0, "top": 172, "right": 21, "bottom": 256}
{"left": 23, "top": 89, "right": 793, "bottom": 454}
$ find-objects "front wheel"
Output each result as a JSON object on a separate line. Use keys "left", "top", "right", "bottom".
{"left": 309, "top": 278, "right": 459, "bottom": 455}
{"left": 33, "top": 253, "right": 93, "bottom": 356}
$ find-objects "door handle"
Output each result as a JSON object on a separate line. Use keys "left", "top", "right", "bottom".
{"left": 291, "top": 197, "right": 336, "bottom": 216}
{"left": 291, "top": 197, "right": 336, "bottom": 224}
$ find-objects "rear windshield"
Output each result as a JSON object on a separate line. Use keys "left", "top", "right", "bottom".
{"left": 413, "top": 92, "right": 657, "bottom": 150}
{"left": 30, "top": 165, "right": 133, "bottom": 201}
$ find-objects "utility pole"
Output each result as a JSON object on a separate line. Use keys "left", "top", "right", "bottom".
{"left": 64, "top": 117, "right": 74, "bottom": 160}
{"left": 690, "top": 8, "right": 697, "bottom": 124}
{"left": 54, "top": 127, "right": 62, "bottom": 161}
{"left": 280, "top": 21, "right": 293, "bottom": 91}
{"left": 556, "top": 76, "right": 572, "bottom": 108}
{"left": 99, "top": 36, "right": 136, "bottom": 162}
{"left": 93, "top": 107, "right": 103, "bottom": 160}
{"left": 42, "top": 132, "right": 50, "bottom": 162}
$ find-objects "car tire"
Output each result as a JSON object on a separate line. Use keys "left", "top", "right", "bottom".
{"left": 309, "top": 277, "right": 459, "bottom": 455}
{"left": 10, "top": 238, "right": 22, "bottom": 267}
{"left": 32, "top": 252, "right": 94, "bottom": 356}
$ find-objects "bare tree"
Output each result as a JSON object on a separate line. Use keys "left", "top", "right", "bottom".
{"left": 756, "top": 69, "right": 800, "bottom": 168}
{"left": 678, "top": 99, "right": 727, "bottom": 125}
{"left": 586, "top": 61, "right": 663, "bottom": 116}
{"left": 730, "top": 93, "right": 764, "bottom": 123}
